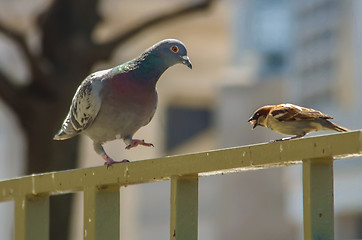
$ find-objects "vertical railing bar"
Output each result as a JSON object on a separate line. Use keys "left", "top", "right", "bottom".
{"left": 303, "top": 157, "right": 334, "bottom": 240}
{"left": 83, "top": 185, "right": 120, "bottom": 240}
{"left": 170, "top": 175, "right": 198, "bottom": 240}
{"left": 14, "top": 194, "right": 49, "bottom": 240}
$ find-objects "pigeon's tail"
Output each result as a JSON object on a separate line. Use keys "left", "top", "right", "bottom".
{"left": 53, "top": 130, "right": 77, "bottom": 140}
{"left": 322, "top": 120, "right": 349, "bottom": 132}
{"left": 53, "top": 118, "right": 79, "bottom": 140}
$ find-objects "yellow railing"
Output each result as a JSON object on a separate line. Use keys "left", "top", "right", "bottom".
{"left": 1, "top": 130, "right": 362, "bottom": 240}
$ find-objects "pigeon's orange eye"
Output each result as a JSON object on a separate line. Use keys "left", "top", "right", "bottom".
{"left": 170, "top": 46, "right": 179, "bottom": 53}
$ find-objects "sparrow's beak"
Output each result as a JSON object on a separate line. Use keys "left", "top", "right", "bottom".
{"left": 182, "top": 55, "right": 192, "bottom": 69}
{"left": 248, "top": 117, "right": 258, "bottom": 129}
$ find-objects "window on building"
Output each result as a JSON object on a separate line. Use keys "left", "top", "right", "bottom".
{"left": 165, "top": 105, "right": 212, "bottom": 152}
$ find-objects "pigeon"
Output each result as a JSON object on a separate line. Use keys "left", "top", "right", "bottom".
{"left": 54, "top": 39, "right": 192, "bottom": 166}
{"left": 248, "top": 103, "right": 349, "bottom": 141}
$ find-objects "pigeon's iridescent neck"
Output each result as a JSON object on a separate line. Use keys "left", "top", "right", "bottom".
{"left": 132, "top": 52, "right": 169, "bottom": 82}
{"left": 111, "top": 51, "right": 169, "bottom": 86}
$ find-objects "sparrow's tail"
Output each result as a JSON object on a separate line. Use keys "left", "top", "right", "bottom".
{"left": 322, "top": 120, "right": 349, "bottom": 132}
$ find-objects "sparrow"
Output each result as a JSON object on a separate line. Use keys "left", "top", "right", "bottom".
{"left": 248, "top": 103, "right": 349, "bottom": 141}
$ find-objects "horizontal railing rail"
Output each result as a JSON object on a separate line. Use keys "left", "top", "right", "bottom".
{"left": 0, "top": 130, "right": 361, "bottom": 240}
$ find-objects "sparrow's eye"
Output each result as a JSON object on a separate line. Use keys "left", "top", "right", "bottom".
{"left": 170, "top": 46, "right": 179, "bottom": 53}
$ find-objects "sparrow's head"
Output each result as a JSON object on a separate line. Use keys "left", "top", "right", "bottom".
{"left": 248, "top": 105, "right": 273, "bottom": 129}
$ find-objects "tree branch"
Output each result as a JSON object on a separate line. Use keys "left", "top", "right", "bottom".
{"left": 0, "top": 69, "right": 27, "bottom": 119}
{"left": 0, "top": 21, "right": 47, "bottom": 82}
{"left": 93, "top": 0, "right": 214, "bottom": 61}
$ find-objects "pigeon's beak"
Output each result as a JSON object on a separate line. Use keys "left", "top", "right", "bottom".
{"left": 182, "top": 55, "right": 192, "bottom": 69}
{"left": 248, "top": 117, "right": 258, "bottom": 129}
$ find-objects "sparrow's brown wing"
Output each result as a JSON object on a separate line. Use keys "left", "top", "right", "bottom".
{"left": 296, "top": 106, "right": 333, "bottom": 120}
{"left": 270, "top": 104, "right": 333, "bottom": 121}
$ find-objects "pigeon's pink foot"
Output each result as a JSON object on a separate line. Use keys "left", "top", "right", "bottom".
{"left": 125, "top": 139, "right": 154, "bottom": 150}
{"left": 101, "top": 154, "right": 129, "bottom": 168}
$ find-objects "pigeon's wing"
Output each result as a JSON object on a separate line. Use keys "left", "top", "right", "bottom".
{"left": 270, "top": 104, "right": 332, "bottom": 122}
{"left": 54, "top": 70, "right": 109, "bottom": 140}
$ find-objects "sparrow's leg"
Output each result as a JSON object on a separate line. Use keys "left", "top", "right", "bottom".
{"left": 124, "top": 137, "right": 154, "bottom": 150}
{"left": 274, "top": 134, "right": 304, "bottom": 142}
{"left": 93, "top": 142, "right": 129, "bottom": 168}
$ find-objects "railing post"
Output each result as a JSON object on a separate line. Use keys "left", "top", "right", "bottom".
{"left": 14, "top": 194, "right": 49, "bottom": 240}
{"left": 83, "top": 185, "right": 120, "bottom": 240}
{"left": 170, "top": 175, "right": 198, "bottom": 240}
{"left": 303, "top": 157, "right": 334, "bottom": 240}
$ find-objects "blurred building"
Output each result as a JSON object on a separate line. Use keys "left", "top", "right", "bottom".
{"left": 290, "top": 1, "right": 362, "bottom": 238}
{"left": 223, "top": 0, "right": 362, "bottom": 239}
{"left": 216, "top": 0, "right": 296, "bottom": 239}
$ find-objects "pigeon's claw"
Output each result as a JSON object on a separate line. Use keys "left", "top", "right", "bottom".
{"left": 101, "top": 153, "right": 129, "bottom": 168}
{"left": 125, "top": 139, "right": 154, "bottom": 150}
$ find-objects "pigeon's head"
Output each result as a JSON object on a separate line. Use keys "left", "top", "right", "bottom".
{"left": 150, "top": 39, "right": 192, "bottom": 69}
{"left": 248, "top": 106, "right": 272, "bottom": 129}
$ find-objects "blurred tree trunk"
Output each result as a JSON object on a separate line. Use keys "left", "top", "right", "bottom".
{"left": 0, "top": 0, "right": 214, "bottom": 239}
